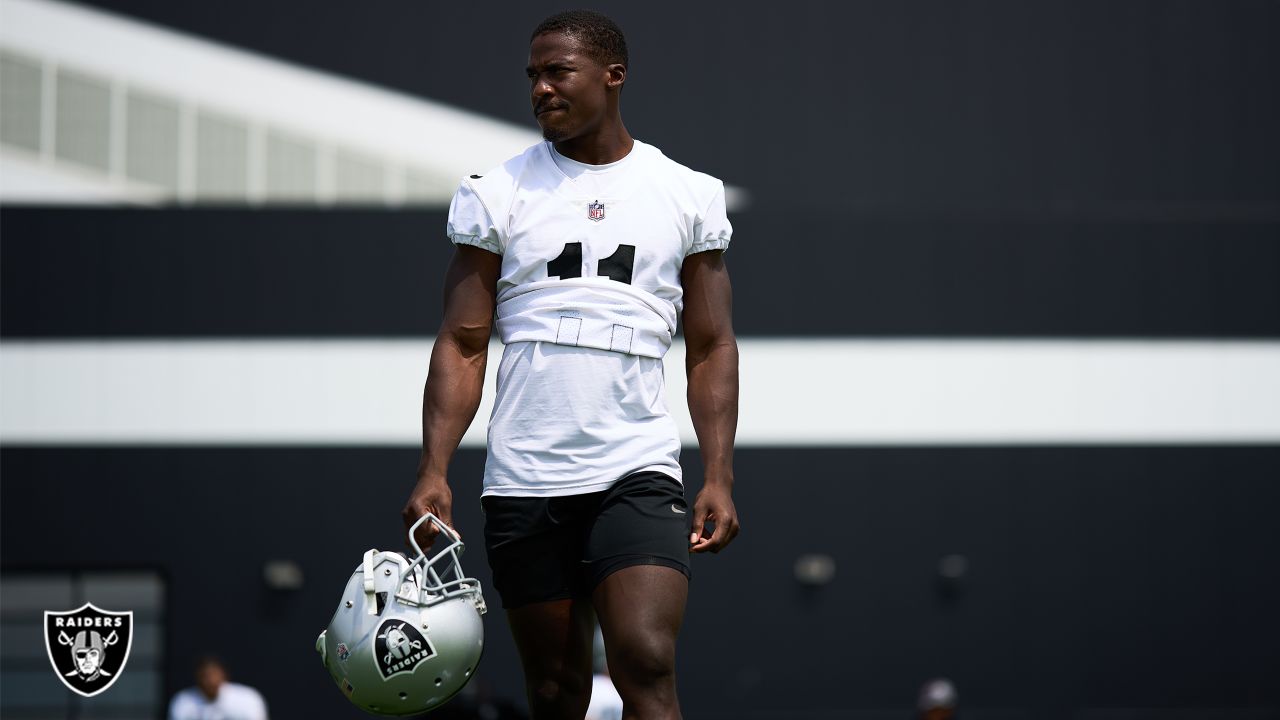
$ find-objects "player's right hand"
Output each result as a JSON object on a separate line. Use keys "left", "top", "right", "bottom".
{"left": 402, "top": 475, "right": 456, "bottom": 552}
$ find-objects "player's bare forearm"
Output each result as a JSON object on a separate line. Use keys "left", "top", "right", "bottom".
{"left": 404, "top": 245, "right": 501, "bottom": 543}
{"left": 417, "top": 245, "right": 500, "bottom": 480}
{"left": 686, "top": 337, "right": 738, "bottom": 489}
{"left": 682, "top": 250, "right": 738, "bottom": 485}
{"left": 416, "top": 331, "right": 488, "bottom": 482}
{"left": 681, "top": 249, "right": 741, "bottom": 552}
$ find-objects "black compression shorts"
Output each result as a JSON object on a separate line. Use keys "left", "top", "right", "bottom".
{"left": 481, "top": 471, "right": 692, "bottom": 609}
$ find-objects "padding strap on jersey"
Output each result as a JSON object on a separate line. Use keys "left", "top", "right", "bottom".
{"left": 495, "top": 282, "right": 675, "bottom": 360}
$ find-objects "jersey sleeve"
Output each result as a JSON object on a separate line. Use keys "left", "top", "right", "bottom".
{"left": 446, "top": 180, "right": 503, "bottom": 255}
{"left": 687, "top": 182, "right": 732, "bottom": 256}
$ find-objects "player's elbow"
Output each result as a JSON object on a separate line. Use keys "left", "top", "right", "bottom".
{"left": 684, "top": 331, "right": 737, "bottom": 369}
{"left": 441, "top": 321, "right": 493, "bottom": 357}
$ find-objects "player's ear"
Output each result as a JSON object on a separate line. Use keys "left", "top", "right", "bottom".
{"left": 606, "top": 63, "right": 626, "bottom": 90}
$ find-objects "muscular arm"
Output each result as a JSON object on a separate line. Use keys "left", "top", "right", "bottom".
{"left": 403, "top": 245, "right": 502, "bottom": 547}
{"left": 681, "top": 249, "right": 741, "bottom": 553}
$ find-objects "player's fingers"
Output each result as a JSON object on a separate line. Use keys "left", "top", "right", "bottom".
{"left": 400, "top": 501, "right": 418, "bottom": 533}
{"left": 403, "top": 501, "right": 448, "bottom": 551}
{"left": 701, "top": 502, "right": 742, "bottom": 553}
{"left": 691, "top": 533, "right": 719, "bottom": 553}
{"left": 705, "top": 516, "right": 729, "bottom": 553}
{"left": 435, "top": 499, "right": 456, "bottom": 539}
{"left": 711, "top": 513, "right": 740, "bottom": 553}
{"left": 690, "top": 515, "right": 718, "bottom": 553}
{"left": 410, "top": 522, "right": 439, "bottom": 553}
{"left": 689, "top": 505, "right": 709, "bottom": 548}
{"left": 443, "top": 509, "right": 464, "bottom": 543}
{"left": 440, "top": 518, "right": 461, "bottom": 542}
{"left": 402, "top": 504, "right": 422, "bottom": 551}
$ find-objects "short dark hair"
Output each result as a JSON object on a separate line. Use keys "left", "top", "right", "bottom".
{"left": 531, "top": 10, "right": 628, "bottom": 68}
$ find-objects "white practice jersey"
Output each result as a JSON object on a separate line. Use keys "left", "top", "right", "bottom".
{"left": 447, "top": 140, "right": 731, "bottom": 497}
{"left": 168, "top": 683, "right": 268, "bottom": 720}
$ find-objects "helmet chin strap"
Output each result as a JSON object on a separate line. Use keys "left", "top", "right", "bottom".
{"left": 358, "top": 515, "right": 452, "bottom": 617}
{"left": 362, "top": 549, "right": 379, "bottom": 615}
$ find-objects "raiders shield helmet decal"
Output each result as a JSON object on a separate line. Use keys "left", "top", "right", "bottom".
{"left": 373, "top": 618, "right": 437, "bottom": 680}
{"left": 44, "top": 603, "right": 133, "bottom": 697}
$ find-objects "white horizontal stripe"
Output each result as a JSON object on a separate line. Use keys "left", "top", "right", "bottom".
{"left": 2, "top": 339, "right": 1278, "bottom": 446}
{"left": 0, "top": 147, "right": 165, "bottom": 205}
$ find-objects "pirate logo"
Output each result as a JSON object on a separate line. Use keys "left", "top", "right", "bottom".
{"left": 588, "top": 200, "right": 605, "bottom": 222}
{"left": 44, "top": 603, "right": 133, "bottom": 697}
{"left": 373, "top": 619, "right": 436, "bottom": 680}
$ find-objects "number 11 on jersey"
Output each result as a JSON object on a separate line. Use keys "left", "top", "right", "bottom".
{"left": 547, "top": 242, "right": 636, "bottom": 285}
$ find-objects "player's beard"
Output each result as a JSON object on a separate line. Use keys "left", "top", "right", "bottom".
{"left": 540, "top": 124, "right": 570, "bottom": 143}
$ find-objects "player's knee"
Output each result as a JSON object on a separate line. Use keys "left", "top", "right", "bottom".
{"left": 613, "top": 665, "right": 677, "bottom": 710}
{"left": 609, "top": 637, "right": 677, "bottom": 692}
{"left": 526, "top": 671, "right": 591, "bottom": 712}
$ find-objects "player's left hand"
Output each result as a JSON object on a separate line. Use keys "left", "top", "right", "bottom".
{"left": 689, "top": 484, "right": 739, "bottom": 554}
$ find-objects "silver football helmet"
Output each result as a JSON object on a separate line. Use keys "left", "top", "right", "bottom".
{"left": 317, "top": 514, "right": 486, "bottom": 716}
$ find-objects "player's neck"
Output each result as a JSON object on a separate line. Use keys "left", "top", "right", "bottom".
{"left": 553, "top": 124, "right": 634, "bottom": 166}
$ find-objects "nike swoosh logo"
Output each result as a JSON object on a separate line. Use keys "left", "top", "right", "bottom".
{"left": 671, "top": 504, "right": 686, "bottom": 514}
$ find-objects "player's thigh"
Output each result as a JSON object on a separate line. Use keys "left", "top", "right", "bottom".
{"left": 482, "top": 494, "right": 590, "bottom": 610}
{"left": 592, "top": 564, "right": 688, "bottom": 680}
{"left": 585, "top": 472, "right": 691, "bottom": 685}
{"left": 483, "top": 494, "right": 597, "bottom": 696}
{"left": 506, "top": 597, "right": 596, "bottom": 684}
{"left": 584, "top": 471, "right": 692, "bottom": 589}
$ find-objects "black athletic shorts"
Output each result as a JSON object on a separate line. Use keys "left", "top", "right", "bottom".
{"left": 481, "top": 471, "right": 692, "bottom": 609}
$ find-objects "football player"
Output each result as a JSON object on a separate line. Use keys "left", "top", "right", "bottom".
{"left": 402, "top": 10, "right": 739, "bottom": 719}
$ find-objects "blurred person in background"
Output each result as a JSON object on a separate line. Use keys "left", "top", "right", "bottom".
{"left": 917, "top": 678, "right": 957, "bottom": 720}
{"left": 402, "top": 8, "right": 740, "bottom": 720}
{"left": 585, "top": 624, "right": 623, "bottom": 720}
{"left": 168, "top": 656, "right": 267, "bottom": 720}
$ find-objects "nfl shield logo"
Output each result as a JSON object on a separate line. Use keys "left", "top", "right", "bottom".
{"left": 44, "top": 603, "right": 134, "bottom": 697}
{"left": 588, "top": 200, "right": 605, "bottom": 222}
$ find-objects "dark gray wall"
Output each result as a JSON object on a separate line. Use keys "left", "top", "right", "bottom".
{"left": 4, "top": 447, "right": 1279, "bottom": 720}
{"left": 2, "top": 208, "right": 1279, "bottom": 338}
{"left": 68, "top": 0, "right": 1280, "bottom": 218}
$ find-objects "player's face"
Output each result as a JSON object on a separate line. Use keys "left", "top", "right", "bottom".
{"left": 527, "top": 32, "right": 613, "bottom": 143}
{"left": 196, "top": 663, "right": 227, "bottom": 699}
